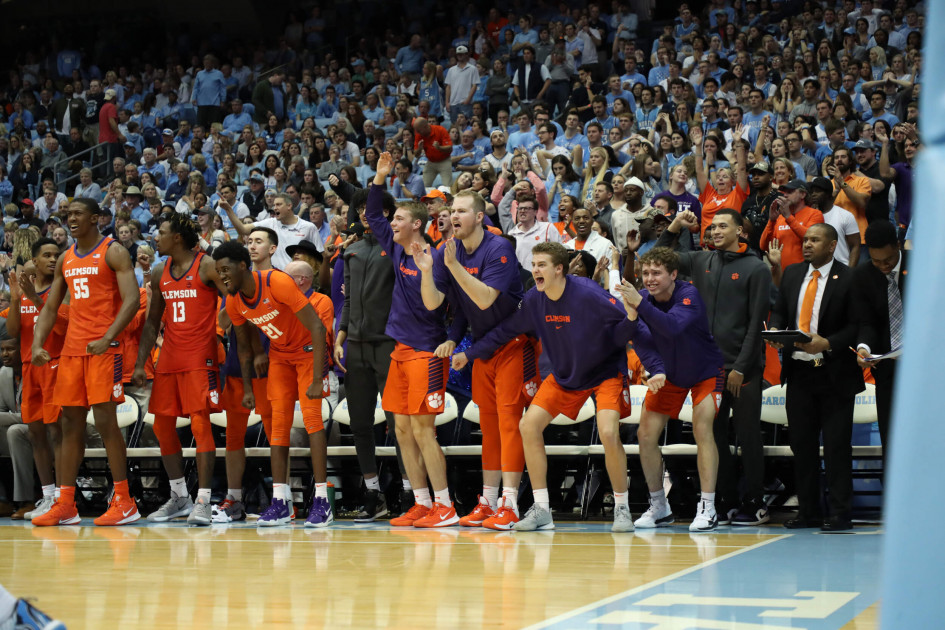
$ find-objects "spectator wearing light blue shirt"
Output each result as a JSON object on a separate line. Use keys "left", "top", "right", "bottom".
{"left": 137, "top": 148, "right": 167, "bottom": 188}
{"left": 392, "top": 158, "right": 426, "bottom": 200}
{"left": 451, "top": 129, "right": 485, "bottom": 173}
{"left": 223, "top": 99, "right": 253, "bottom": 137}
{"left": 295, "top": 86, "right": 318, "bottom": 129}
{"left": 315, "top": 86, "right": 340, "bottom": 119}
{"left": 395, "top": 35, "right": 425, "bottom": 77}
{"left": 191, "top": 54, "right": 227, "bottom": 128}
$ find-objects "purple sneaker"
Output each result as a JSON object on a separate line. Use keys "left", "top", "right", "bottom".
{"left": 305, "top": 496, "right": 334, "bottom": 528}
{"left": 257, "top": 498, "right": 291, "bottom": 527}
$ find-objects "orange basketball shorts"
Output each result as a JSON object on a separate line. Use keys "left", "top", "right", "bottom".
{"left": 149, "top": 369, "right": 222, "bottom": 417}
{"left": 530, "top": 373, "right": 632, "bottom": 420}
{"left": 54, "top": 354, "right": 125, "bottom": 408}
{"left": 22, "top": 361, "right": 61, "bottom": 424}
{"left": 644, "top": 369, "right": 725, "bottom": 418}
{"left": 382, "top": 343, "right": 447, "bottom": 416}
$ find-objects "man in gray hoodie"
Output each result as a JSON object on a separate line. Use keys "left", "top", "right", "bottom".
{"left": 657, "top": 207, "right": 771, "bottom": 526}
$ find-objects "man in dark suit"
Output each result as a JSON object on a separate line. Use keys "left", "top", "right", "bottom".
{"left": 855, "top": 220, "right": 906, "bottom": 456}
{"left": 768, "top": 223, "right": 864, "bottom": 531}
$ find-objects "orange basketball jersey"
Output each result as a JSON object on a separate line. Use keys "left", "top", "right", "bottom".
{"left": 18, "top": 290, "right": 68, "bottom": 364}
{"left": 61, "top": 237, "right": 122, "bottom": 356}
{"left": 226, "top": 270, "right": 312, "bottom": 361}
{"left": 157, "top": 253, "right": 220, "bottom": 373}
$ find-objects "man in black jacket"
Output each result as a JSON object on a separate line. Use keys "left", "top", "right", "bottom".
{"left": 658, "top": 208, "right": 771, "bottom": 525}
{"left": 335, "top": 187, "right": 420, "bottom": 521}
{"left": 855, "top": 220, "right": 906, "bottom": 459}
{"left": 767, "top": 223, "right": 864, "bottom": 531}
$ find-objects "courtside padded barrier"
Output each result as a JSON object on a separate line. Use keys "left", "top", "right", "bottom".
{"left": 82, "top": 388, "right": 882, "bottom": 460}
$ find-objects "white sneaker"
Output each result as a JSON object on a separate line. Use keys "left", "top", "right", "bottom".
{"left": 689, "top": 500, "right": 718, "bottom": 532}
{"left": 612, "top": 504, "right": 635, "bottom": 532}
{"left": 634, "top": 501, "right": 675, "bottom": 528}
{"left": 25, "top": 496, "right": 56, "bottom": 520}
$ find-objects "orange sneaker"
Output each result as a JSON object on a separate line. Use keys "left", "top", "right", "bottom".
{"left": 31, "top": 499, "right": 81, "bottom": 527}
{"left": 390, "top": 503, "right": 430, "bottom": 527}
{"left": 413, "top": 502, "right": 459, "bottom": 528}
{"left": 483, "top": 502, "right": 520, "bottom": 530}
{"left": 93, "top": 494, "right": 141, "bottom": 526}
{"left": 459, "top": 497, "right": 494, "bottom": 527}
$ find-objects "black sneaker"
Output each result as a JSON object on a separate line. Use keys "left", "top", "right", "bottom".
{"left": 717, "top": 505, "right": 738, "bottom": 526}
{"left": 354, "top": 489, "right": 389, "bottom": 523}
{"left": 398, "top": 489, "right": 414, "bottom": 516}
{"left": 732, "top": 498, "right": 770, "bottom": 526}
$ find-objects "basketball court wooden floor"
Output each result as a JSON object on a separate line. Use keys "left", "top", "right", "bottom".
{"left": 0, "top": 519, "right": 880, "bottom": 629}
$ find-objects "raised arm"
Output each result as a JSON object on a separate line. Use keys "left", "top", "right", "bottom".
{"left": 690, "top": 126, "right": 708, "bottom": 193}
{"left": 219, "top": 198, "right": 253, "bottom": 237}
{"left": 732, "top": 124, "right": 749, "bottom": 191}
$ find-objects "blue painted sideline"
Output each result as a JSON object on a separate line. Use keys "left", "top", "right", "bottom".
{"left": 532, "top": 530, "right": 881, "bottom": 630}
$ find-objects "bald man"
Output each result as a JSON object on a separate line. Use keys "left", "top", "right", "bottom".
{"left": 412, "top": 118, "right": 453, "bottom": 188}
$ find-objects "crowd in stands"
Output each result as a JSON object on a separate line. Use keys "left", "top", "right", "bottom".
{"left": 0, "top": 0, "right": 923, "bottom": 530}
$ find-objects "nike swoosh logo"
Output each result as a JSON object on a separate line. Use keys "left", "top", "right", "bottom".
{"left": 162, "top": 281, "right": 171, "bottom": 286}
{"left": 439, "top": 513, "right": 451, "bottom": 521}
{"left": 50, "top": 364, "right": 58, "bottom": 369}
{"left": 122, "top": 508, "right": 134, "bottom": 517}
{"left": 555, "top": 325, "right": 563, "bottom": 330}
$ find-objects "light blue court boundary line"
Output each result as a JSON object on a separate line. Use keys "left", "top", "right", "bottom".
{"left": 529, "top": 529, "right": 882, "bottom": 630}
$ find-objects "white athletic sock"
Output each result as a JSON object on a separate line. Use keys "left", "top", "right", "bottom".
{"left": 0, "top": 583, "right": 16, "bottom": 622}
{"left": 614, "top": 491, "right": 629, "bottom": 507}
{"left": 434, "top": 488, "right": 451, "bottom": 507}
{"left": 482, "top": 485, "right": 499, "bottom": 509}
{"left": 402, "top": 478, "right": 412, "bottom": 491}
{"left": 273, "top": 483, "right": 291, "bottom": 502}
{"left": 502, "top": 487, "right": 518, "bottom": 512}
{"left": 649, "top": 489, "right": 667, "bottom": 506}
{"left": 42, "top": 484, "right": 55, "bottom": 498}
{"left": 533, "top": 488, "right": 550, "bottom": 511}
{"left": 414, "top": 487, "right": 432, "bottom": 508}
{"left": 170, "top": 477, "right": 187, "bottom": 499}
{"left": 228, "top": 488, "right": 242, "bottom": 501}
{"left": 54, "top": 487, "right": 60, "bottom": 499}
{"left": 197, "top": 488, "right": 211, "bottom": 504}
{"left": 365, "top": 476, "right": 380, "bottom": 491}
{"left": 315, "top": 483, "right": 328, "bottom": 498}
{"left": 701, "top": 492, "right": 716, "bottom": 511}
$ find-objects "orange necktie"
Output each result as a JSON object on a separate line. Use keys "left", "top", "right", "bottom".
{"left": 799, "top": 270, "right": 821, "bottom": 333}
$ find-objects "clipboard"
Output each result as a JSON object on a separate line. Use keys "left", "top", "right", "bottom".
{"left": 762, "top": 330, "right": 812, "bottom": 346}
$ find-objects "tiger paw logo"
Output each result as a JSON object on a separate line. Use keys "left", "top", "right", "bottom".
{"left": 525, "top": 381, "right": 538, "bottom": 397}
{"left": 622, "top": 389, "right": 630, "bottom": 404}
{"left": 731, "top": 272, "right": 740, "bottom": 280}
{"left": 427, "top": 392, "right": 443, "bottom": 408}
{"left": 500, "top": 256, "right": 508, "bottom": 264}
{"left": 322, "top": 377, "right": 330, "bottom": 392}
{"left": 210, "top": 390, "right": 219, "bottom": 405}
{"left": 112, "top": 384, "right": 123, "bottom": 399}
{"left": 682, "top": 298, "right": 692, "bottom": 305}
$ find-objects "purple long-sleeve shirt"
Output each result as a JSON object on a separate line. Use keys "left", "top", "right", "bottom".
{"left": 631, "top": 280, "right": 725, "bottom": 388}
{"left": 365, "top": 184, "right": 447, "bottom": 352}
{"left": 465, "top": 276, "right": 636, "bottom": 390}
{"left": 435, "top": 230, "right": 524, "bottom": 342}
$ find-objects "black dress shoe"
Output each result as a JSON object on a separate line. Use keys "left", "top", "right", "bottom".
{"left": 784, "top": 517, "right": 823, "bottom": 529}
{"left": 821, "top": 517, "right": 853, "bottom": 531}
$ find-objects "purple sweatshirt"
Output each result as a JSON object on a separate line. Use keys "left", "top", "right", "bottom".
{"left": 365, "top": 184, "right": 447, "bottom": 352}
{"left": 435, "top": 230, "right": 524, "bottom": 342}
{"left": 631, "top": 280, "right": 724, "bottom": 388}
{"left": 465, "top": 275, "right": 636, "bottom": 390}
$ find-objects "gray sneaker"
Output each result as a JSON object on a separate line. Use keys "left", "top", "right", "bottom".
{"left": 24, "top": 496, "right": 56, "bottom": 520}
{"left": 187, "top": 499, "right": 212, "bottom": 526}
{"left": 612, "top": 504, "right": 635, "bottom": 532}
{"left": 147, "top": 493, "right": 194, "bottom": 522}
{"left": 513, "top": 504, "right": 555, "bottom": 531}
